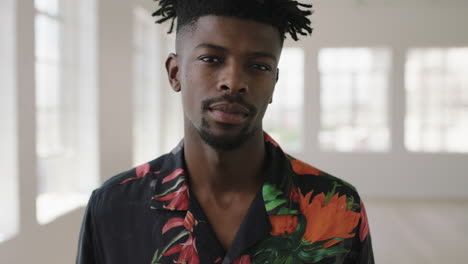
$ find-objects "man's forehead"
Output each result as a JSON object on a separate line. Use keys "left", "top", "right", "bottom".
{"left": 179, "top": 16, "right": 282, "bottom": 56}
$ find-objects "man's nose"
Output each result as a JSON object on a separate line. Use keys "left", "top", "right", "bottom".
{"left": 217, "top": 62, "right": 249, "bottom": 94}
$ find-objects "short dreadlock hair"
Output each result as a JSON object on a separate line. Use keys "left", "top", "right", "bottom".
{"left": 152, "top": 0, "right": 313, "bottom": 42}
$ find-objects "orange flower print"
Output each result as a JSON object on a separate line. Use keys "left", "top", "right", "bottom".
{"left": 269, "top": 215, "right": 298, "bottom": 236}
{"left": 291, "top": 159, "right": 320, "bottom": 176}
{"left": 299, "top": 190, "right": 360, "bottom": 248}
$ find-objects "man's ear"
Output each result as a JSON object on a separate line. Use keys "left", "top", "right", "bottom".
{"left": 270, "top": 68, "right": 280, "bottom": 104}
{"left": 275, "top": 68, "right": 279, "bottom": 83}
{"left": 165, "top": 53, "right": 181, "bottom": 92}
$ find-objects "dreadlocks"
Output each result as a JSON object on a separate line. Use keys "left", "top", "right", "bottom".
{"left": 152, "top": 0, "right": 313, "bottom": 41}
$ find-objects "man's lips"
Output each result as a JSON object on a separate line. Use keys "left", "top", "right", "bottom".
{"left": 207, "top": 102, "right": 250, "bottom": 125}
{"left": 208, "top": 102, "right": 250, "bottom": 116}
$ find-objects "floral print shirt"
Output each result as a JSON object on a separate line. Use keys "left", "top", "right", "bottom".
{"left": 77, "top": 133, "right": 374, "bottom": 264}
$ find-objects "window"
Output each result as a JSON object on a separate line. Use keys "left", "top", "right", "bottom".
{"left": 318, "top": 48, "right": 391, "bottom": 152}
{"left": 264, "top": 47, "right": 304, "bottom": 152}
{"left": 0, "top": 0, "right": 19, "bottom": 242}
{"left": 35, "top": 0, "right": 98, "bottom": 224}
{"left": 406, "top": 48, "right": 468, "bottom": 153}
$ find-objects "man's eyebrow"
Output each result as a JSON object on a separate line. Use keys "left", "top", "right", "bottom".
{"left": 248, "top": 51, "right": 277, "bottom": 63}
{"left": 195, "top": 43, "right": 228, "bottom": 52}
{"left": 195, "top": 43, "right": 277, "bottom": 63}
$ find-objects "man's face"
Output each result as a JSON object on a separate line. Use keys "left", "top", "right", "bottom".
{"left": 166, "top": 15, "right": 282, "bottom": 151}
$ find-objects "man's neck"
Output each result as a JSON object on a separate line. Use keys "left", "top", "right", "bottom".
{"left": 183, "top": 129, "right": 266, "bottom": 200}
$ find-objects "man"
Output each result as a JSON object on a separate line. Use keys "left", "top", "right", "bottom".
{"left": 77, "top": 0, "right": 374, "bottom": 263}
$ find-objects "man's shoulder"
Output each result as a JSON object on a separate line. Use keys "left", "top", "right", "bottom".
{"left": 286, "top": 155, "right": 362, "bottom": 204}
{"left": 92, "top": 153, "right": 174, "bottom": 201}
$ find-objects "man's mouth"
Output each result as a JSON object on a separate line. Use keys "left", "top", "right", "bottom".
{"left": 207, "top": 102, "right": 250, "bottom": 125}
{"left": 208, "top": 102, "right": 250, "bottom": 117}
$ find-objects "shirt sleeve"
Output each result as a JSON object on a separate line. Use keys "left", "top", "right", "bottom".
{"left": 357, "top": 233, "right": 375, "bottom": 264}
{"left": 344, "top": 200, "right": 375, "bottom": 264}
{"left": 76, "top": 191, "right": 99, "bottom": 264}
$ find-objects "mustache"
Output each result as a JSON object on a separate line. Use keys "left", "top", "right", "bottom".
{"left": 201, "top": 94, "right": 257, "bottom": 115}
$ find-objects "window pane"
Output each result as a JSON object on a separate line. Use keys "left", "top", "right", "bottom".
{"left": 319, "top": 48, "right": 391, "bottom": 152}
{"left": 405, "top": 48, "right": 468, "bottom": 153}
{"left": 264, "top": 47, "right": 304, "bottom": 152}
{"left": 35, "top": 0, "right": 98, "bottom": 225}
{"left": 35, "top": 0, "right": 59, "bottom": 15}
{"left": 35, "top": 14, "right": 60, "bottom": 62}
{"left": 0, "top": 0, "right": 19, "bottom": 243}
{"left": 36, "top": 62, "right": 64, "bottom": 157}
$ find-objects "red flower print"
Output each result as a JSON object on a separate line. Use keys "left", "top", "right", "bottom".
{"left": 359, "top": 201, "right": 370, "bottom": 242}
{"left": 183, "top": 211, "right": 198, "bottom": 232}
{"left": 120, "top": 163, "right": 160, "bottom": 184}
{"left": 164, "top": 234, "right": 199, "bottom": 264}
{"left": 232, "top": 255, "right": 251, "bottom": 264}
{"left": 154, "top": 183, "right": 190, "bottom": 211}
{"left": 291, "top": 159, "right": 320, "bottom": 176}
{"left": 161, "top": 212, "right": 198, "bottom": 234}
{"left": 162, "top": 217, "right": 185, "bottom": 234}
{"left": 162, "top": 168, "right": 184, "bottom": 184}
{"left": 269, "top": 215, "right": 298, "bottom": 236}
{"left": 263, "top": 133, "right": 279, "bottom": 147}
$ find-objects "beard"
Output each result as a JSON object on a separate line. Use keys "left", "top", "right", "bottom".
{"left": 198, "top": 117, "right": 257, "bottom": 151}
{"left": 197, "top": 94, "right": 259, "bottom": 151}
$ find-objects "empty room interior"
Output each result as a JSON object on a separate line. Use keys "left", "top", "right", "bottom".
{"left": 1, "top": 0, "right": 467, "bottom": 263}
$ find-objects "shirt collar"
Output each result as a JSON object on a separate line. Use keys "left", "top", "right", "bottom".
{"left": 149, "top": 132, "right": 299, "bottom": 217}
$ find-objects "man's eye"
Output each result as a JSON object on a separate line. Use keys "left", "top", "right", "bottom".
{"left": 252, "top": 64, "right": 271, "bottom": 71}
{"left": 200, "top": 56, "right": 221, "bottom": 63}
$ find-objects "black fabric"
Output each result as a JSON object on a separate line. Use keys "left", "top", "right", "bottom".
{"left": 76, "top": 134, "right": 374, "bottom": 264}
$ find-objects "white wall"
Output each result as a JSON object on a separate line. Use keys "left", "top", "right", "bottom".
{"left": 292, "top": 0, "right": 468, "bottom": 199}
{"left": 1, "top": 0, "right": 467, "bottom": 263}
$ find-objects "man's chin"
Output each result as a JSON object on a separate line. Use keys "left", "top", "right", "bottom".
{"left": 198, "top": 129, "right": 251, "bottom": 151}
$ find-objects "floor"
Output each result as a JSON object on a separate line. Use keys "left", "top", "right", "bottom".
{"left": 366, "top": 199, "right": 468, "bottom": 264}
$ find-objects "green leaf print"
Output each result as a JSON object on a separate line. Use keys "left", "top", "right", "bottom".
{"left": 277, "top": 207, "right": 298, "bottom": 215}
{"left": 249, "top": 215, "right": 352, "bottom": 264}
{"left": 265, "top": 199, "right": 287, "bottom": 211}
{"left": 297, "top": 244, "right": 349, "bottom": 263}
{"left": 153, "top": 177, "right": 186, "bottom": 198}
{"left": 324, "top": 182, "right": 341, "bottom": 205}
{"left": 263, "top": 184, "right": 284, "bottom": 201}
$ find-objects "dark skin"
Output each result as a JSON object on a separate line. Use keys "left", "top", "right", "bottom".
{"left": 165, "top": 15, "right": 282, "bottom": 250}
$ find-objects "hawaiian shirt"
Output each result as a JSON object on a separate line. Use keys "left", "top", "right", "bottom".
{"left": 76, "top": 133, "right": 374, "bottom": 264}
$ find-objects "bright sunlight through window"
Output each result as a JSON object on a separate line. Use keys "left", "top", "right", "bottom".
{"left": 318, "top": 48, "right": 391, "bottom": 152}
{"left": 35, "top": 0, "right": 98, "bottom": 224}
{"left": 405, "top": 48, "right": 468, "bottom": 153}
